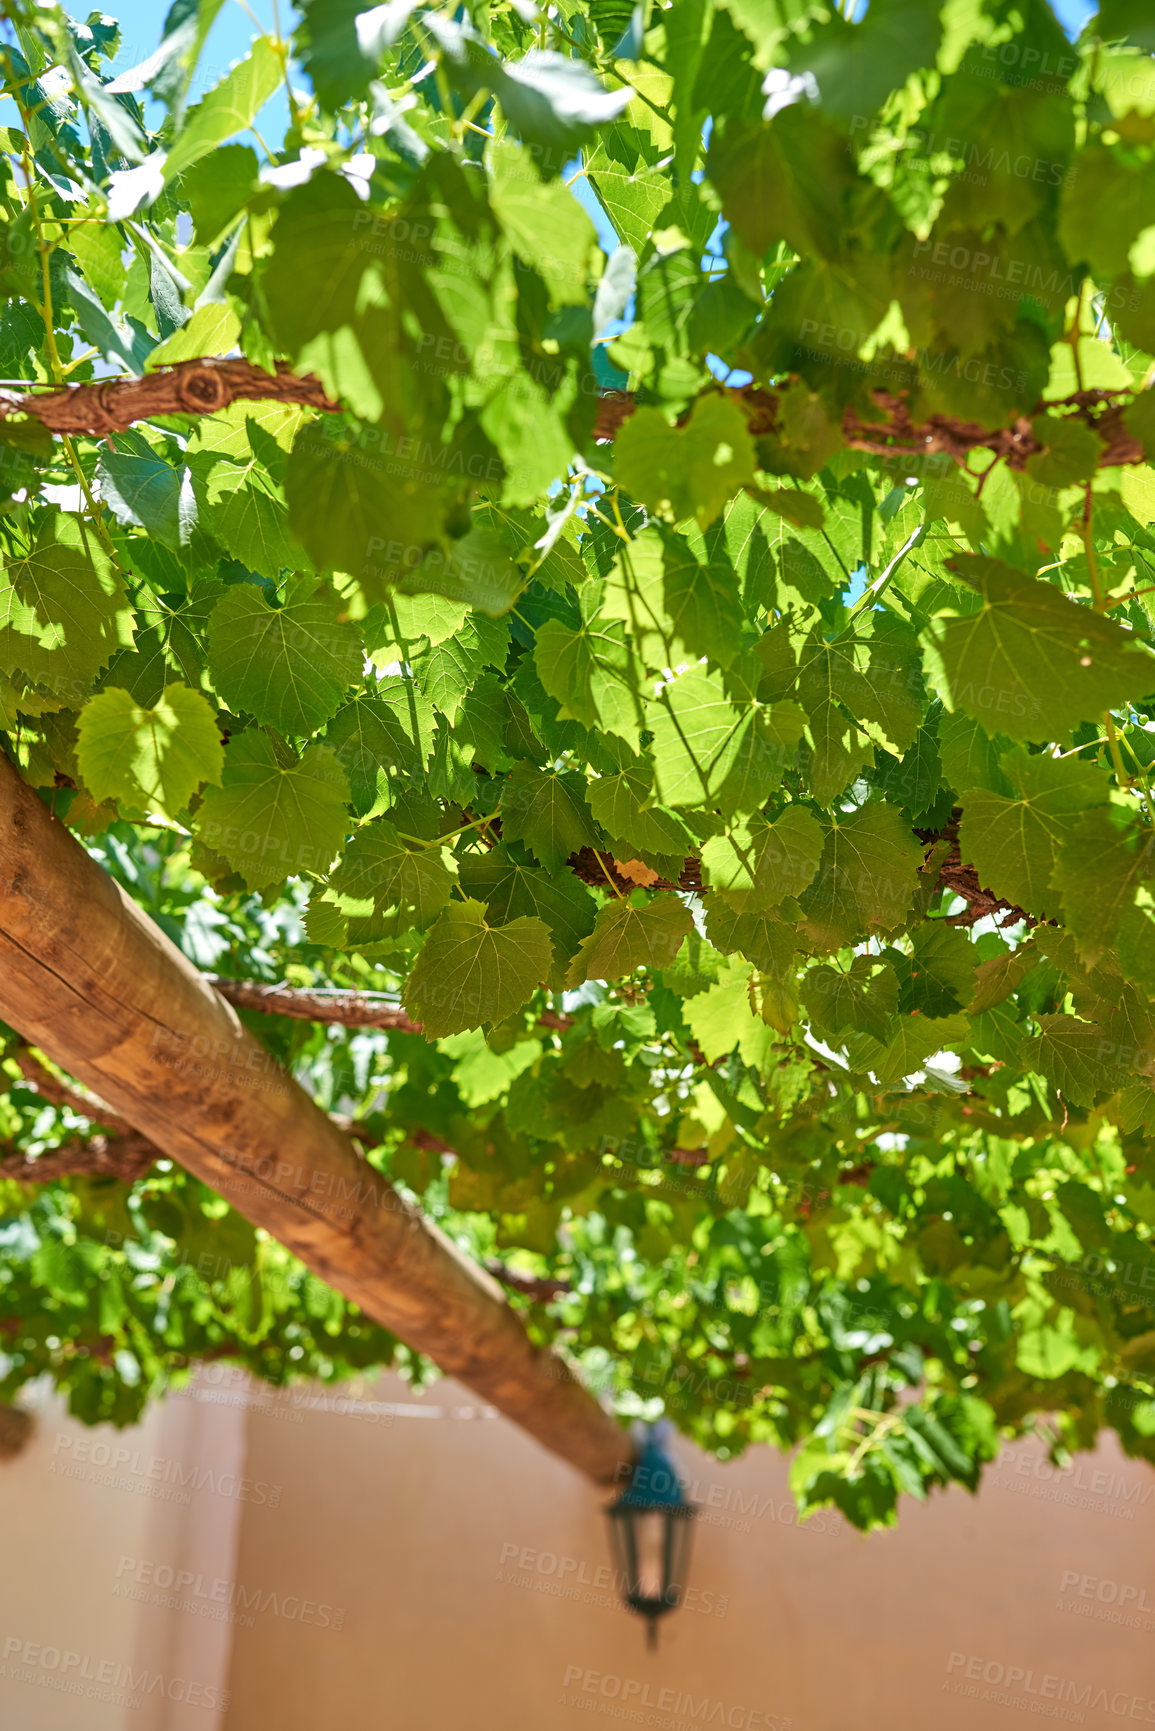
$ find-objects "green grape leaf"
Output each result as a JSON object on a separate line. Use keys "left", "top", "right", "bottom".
{"left": 923, "top": 556, "right": 1155, "bottom": 741}
{"left": 189, "top": 403, "right": 306, "bottom": 578}
{"left": 798, "top": 804, "right": 923, "bottom": 952}
{"left": 684, "top": 957, "right": 776, "bottom": 1070}
{"left": 404, "top": 899, "right": 553, "bottom": 1036}
{"left": 0, "top": 513, "right": 134, "bottom": 696}
{"left": 195, "top": 732, "right": 350, "bottom": 890}
{"left": 76, "top": 682, "right": 222, "bottom": 817}
{"left": 647, "top": 663, "right": 803, "bottom": 813}
{"left": 330, "top": 817, "right": 456, "bottom": 927}
{"left": 293, "top": 0, "right": 411, "bottom": 107}
{"left": 324, "top": 689, "right": 429, "bottom": 814}
{"left": 396, "top": 525, "right": 524, "bottom": 618}
{"left": 615, "top": 397, "right": 758, "bottom": 530}
{"left": 586, "top": 143, "right": 670, "bottom": 255}
{"left": 853, "top": 1011, "right": 970, "bottom": 1089}
{"left": 800, "top": 615, "right": 925, "bottom": 759}
{"left": 802, "top": 955, "right": 899, "bottom": 1045}
{"left": 286, "top": 420, "right": 444, "bottom": 584}
{"left": 1051, "top": 801, "right": 1153, "bottom": 966}
{"left": 96, "top": 433, "right": 195, "bottom": 549}
{"left": 489, "top": 140, "right": 597, "bottom": 305}
{"left": 749, "top": 805, "right": 825, "bottom": 907}
{"left": 566, "top": 894, "right": 694, "bottom": 986}
{"left": 661, "top": 533, "right": 745, "bottom": 669}
{"left": 1025, "top": 1015, "right": 1128, "bottom": 1109}
{"left": 534, "top": 614, "right": 643, "bottom": 752}
{"left": 179, "top": 142, "right": 260, "bottom": 245}
{"left": 802, "top": 694, "right": 875, "bottom": 806}
{"left": 585, "top": 758, "right": 696, "bottom": 861}
{"left": 412, "top": 612, "right": 509, "bottom": 725}
{"left": 207, "top": 577, "right": 363, "bottom": 736}
{"left": 459, "top": 842, "right": 598, "bottom": 988}
{"left": 959, "top": 748, "right": 1109, "bottom": 920}
{"left": 501, "top": 762, "right": 599, "bottom": 869}
{"left": 647, "top": 665, "right": 742, "bottom": 807}
{"left": 164, "top": 37, "right": 282, "bottom": 180}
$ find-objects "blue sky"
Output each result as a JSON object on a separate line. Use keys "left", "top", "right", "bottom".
{"left": 104, "top": 0, "right": 292, "bottom": 139}
{"left": 1052, "top": 0, "right": 1096, "bottom": 30}
{"left": 106, "top": 0, "right": 283, "bottom": 94}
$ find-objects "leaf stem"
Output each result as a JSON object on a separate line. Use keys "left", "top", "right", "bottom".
{"left": 8, "top": 77, "right": 122, "bottom": 566}
{"left": 590, "top": 849, "right": 626, "bottom": 899}
{"left": 1078, "top": 490, "right": 1147, "bottom": 811}
{"left": 1117, "top": 728, "right": 1155, "bottom": 828}
{"left": 395, "top": 812, "right": 497, "bottom": 851}
{"left": 1105, "top": 585, "right": 1155, "bottom": 611}
{"left": 834, "top": 522, "right": 927, "bottom": 640}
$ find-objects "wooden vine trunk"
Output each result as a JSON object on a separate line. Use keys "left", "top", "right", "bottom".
{"left": 0, "top": 757, "right": 632, "bottom": 1486}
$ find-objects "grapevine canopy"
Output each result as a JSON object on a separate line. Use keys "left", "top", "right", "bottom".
{"left": 3, "top": 0, "right": 1155, "bottom": 1528}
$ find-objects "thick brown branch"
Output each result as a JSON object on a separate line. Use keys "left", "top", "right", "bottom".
{"left": 0, "top": 358, "right": 339, "bottom": 437}
{"left": 206, "top": 976, "right": 424, "bottom": 1034}
{"left": 566, "top": 847, "right": 703, "bottom": 897}
{"left": 3, "top": 357, "right": 1140, "bottom": 484}
{"left": 207, "top": 976, "right": 575, "bottom": 1036}
{"left": 487, "top": 1263, "right": 572, "bottom": 1302}
{"left": 0, "top": 1129, "right": 157, "bottom": 1184}
{"left": 13, "top": 1046, "right": 131, "bottom": 1131}
{"left": 596, "top": 383, "right": 1145, "bottom": 472}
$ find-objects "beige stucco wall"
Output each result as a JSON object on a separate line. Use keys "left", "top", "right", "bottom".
{"left": 0, "top": 1378, "right": 242, "bottom": 1729}
{"left": 1, "top": 1368, "right": 1153, "bottom": 1731}
{"left": 224, "top": 1375, "right": 1155, "bottom": 1731}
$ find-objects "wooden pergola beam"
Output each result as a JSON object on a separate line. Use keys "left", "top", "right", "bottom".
{"left": 0, "top": 757, "right": 633, "bottom": 1487}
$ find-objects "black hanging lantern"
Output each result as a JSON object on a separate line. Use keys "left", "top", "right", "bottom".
{"left": 606, "top": 1425, "right": 696, "bottom": 1649}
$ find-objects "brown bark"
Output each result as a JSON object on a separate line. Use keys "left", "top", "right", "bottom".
{"left": 0, "top": 358, "right": 339, "bottom": 436}
{"left": 207, "top": 975, "right": 574, "bottom": 1035}
{"left": 3, "top": 361, "right": 1142, "bottom": 474}
{"left": 13, "top": 1045, "right": 131, "bottom": 1129}
{"left": 0, "top": 1130, "right": 157, "bottom": 1184}
{"left": 0, "top": 758, "right": 632, "bottom": 1487}
{"left": 206, "top": 976, "right": 424, "bottom": 1034}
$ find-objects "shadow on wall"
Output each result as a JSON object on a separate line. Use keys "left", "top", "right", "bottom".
{"left": 0, "top": 1403, "right": 33, "bottom": 1459}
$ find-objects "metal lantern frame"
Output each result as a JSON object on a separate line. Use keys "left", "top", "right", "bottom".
{"left": 606, "top": 1427, "right": 697, "bottom": 1648}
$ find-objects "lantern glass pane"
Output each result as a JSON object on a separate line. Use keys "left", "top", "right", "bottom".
{"left": 666, "top": 1512, "right": 693, "bottom": 1602}
{"left": 607, "top": 1511, "right": 633, "bottom": 1587}
{"left": 631, "top": 1510, "right": 668, "bottom": 1603}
